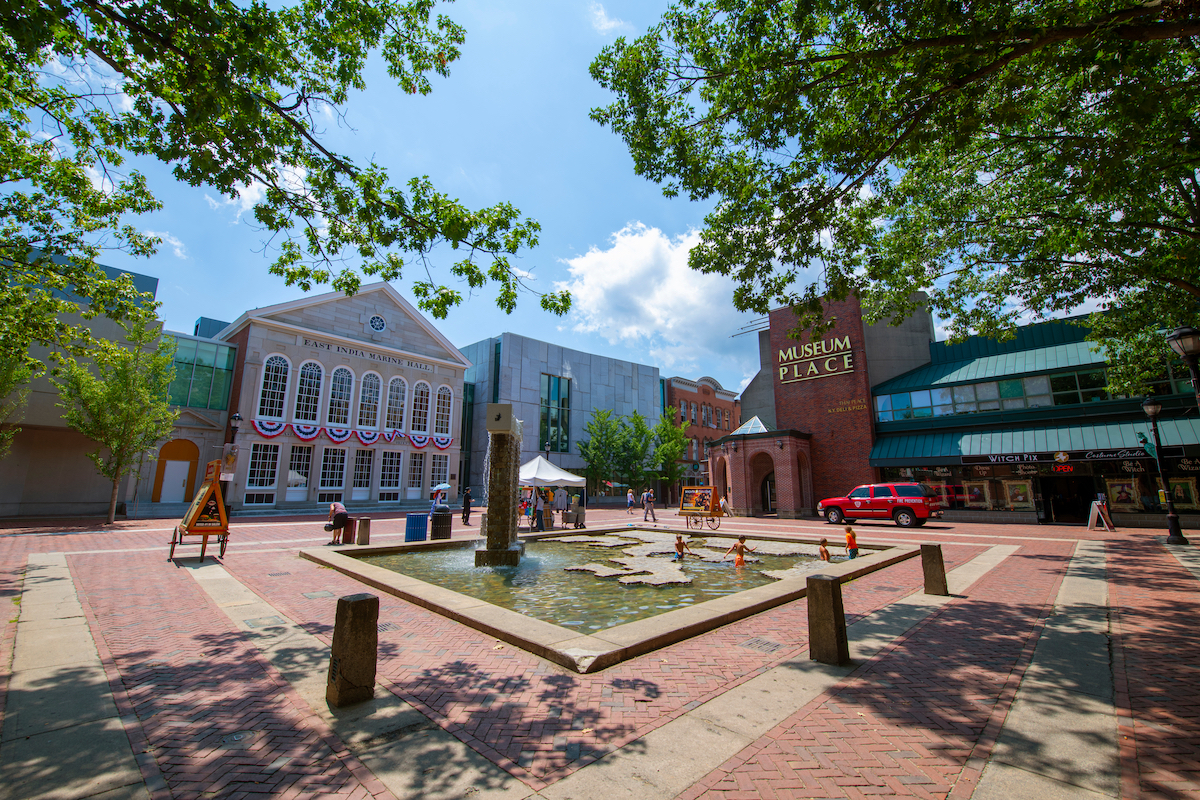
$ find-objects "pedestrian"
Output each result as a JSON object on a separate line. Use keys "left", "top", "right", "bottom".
{"left": 673, "top": 533, "right": 694, "bottom": 562}
{"left": 553, "top": 487, "right": 568, "bottom": 528}
{"left": 627, "top": 488, "right": 635, "bottom": 514}
{"left": 723, "top": 535, "right": 756, "bottom": 566}
{"left": 845, "top": 525, "right": 859, "bottom": 559}
{"left": 642, "top": 487, "right": 657, "bottom": 522}
{"left": 461, "top": 487, "right": 473, "bottom": 525}
{"left": 325, "top": 500, "right": 349, "bottom": 545}
{"left": 534, "top": 490, "right": 546, "bottom": 531}
{"left": 818, "top": 537, "right": 830, "bottom": 562}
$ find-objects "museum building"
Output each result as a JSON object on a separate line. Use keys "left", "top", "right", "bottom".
{"left": 713, "top": 299, "right": 1200, "bottom": 526}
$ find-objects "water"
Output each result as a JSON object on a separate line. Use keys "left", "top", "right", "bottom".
{"left": 360, "top": 537, "right": 817, "bottom": 632}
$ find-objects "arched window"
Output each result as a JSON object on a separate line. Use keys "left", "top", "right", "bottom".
{"left": 411, "top": 381, "right": 431, "bottom": 434}
{"left": 680, "top": 405, "right": 686, "bottom": 422}
{"left": 691, "top": 402, "right": 697, "bottom": 423}
{"left": 294, "top": 362, "right": 323, "bottom": 422}
{"left": 328, "top": 367, "right": 353, "bottom": 426}
{"left": 434, "top": 386, "right": 453, "bottom": 435}
{"left": 357, "top": 373, "right": 381, "bottom": 428}
{"left": 258, "top": 355, "right": 289, "bottom": 418}
{"left": 385, "top": 377, "right": 407, "bottom": 430}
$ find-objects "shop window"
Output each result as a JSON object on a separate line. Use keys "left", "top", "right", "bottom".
{"left": 328, "top": 367, "right": 353, "bottom": 426}
{"left": 435, "top": 386, "right": 453, "bottom": 435}
{"left": 358, "top": 373, "right": 381, "bottom": 428}
{"left": 295, "top": 362, "right": 323, "bottom": 422}
{"left": 258, "top": 355, "right": 289, "bottom": 418}
{"left": 539, "top": 374, "right": 570, "bottom": 453}
{"left": 385, "top": 377, "right": 407, "bottom": 430}
{"left": 411, "top": 382, "right": 431, "bottom": 433}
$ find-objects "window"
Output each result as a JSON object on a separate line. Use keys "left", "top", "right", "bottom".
{"left": 715, "top": 408, "right": 722, "bottom": 428}
{"left": 166, "top": 336, "right": 238, "bottom": 411}
{"left": 895, "top": 485, "right": 925, "bottom": 498}
{"left": 258, "top": 355, "right": 289, "bottom": 418}
{"left": 246, "top": 443, "right": 280, "bottom": 504}
{"left": 434, "top": 386, "right": 453, "bottom": 435}
{"left": 875, "top": 395, "right": 893, "bottom": 422}
{"left": 328, "top": 367, "right": 353, "bottom": 426}
{"left": 369, "top": 314, "right": 386, "bottom": 332}
{"left": 288, "top": 445, "right": 313, "bottom": 490}
{"left": 380, "top": 451, "right": 402, "bottom": 501}
{"left": 691, "top": 402, "right": 697, "bottom": 422}
{"left": 295, "top": 362, "right": 323, "bottom": 422}
{"left": 352, "top": 449, "right": 374, "bottom": 489}
{"left": 320, "top": 448, "right": 346, "bottom": 489}
{"left": 1078, "top": 369, "right": 1108, "bottom": 402}
{"left": 873, "top": 485, "right": 894, "bottom": 498}
{"left": 431, "top": 453, "right": 449, "bottom": 487}
{"left": 411, "top": 382, "right": 431, "bottom": 434}
{"left": 680, "top": 405, "right": 687, "bottom": 422}
{"left": 848, "top": 486, "right": 871, "bottom": 499}
{"left": 408, "top": 451, "right": 425, "bottom": 489}
{"left": 385, "top": 377, "right": 407, "bottom": 430}
{"left": 358, "top": 373, "right": 381, "bottom": 428}
{"left": 539, "top": 374, "right": 571, "bottom": 453}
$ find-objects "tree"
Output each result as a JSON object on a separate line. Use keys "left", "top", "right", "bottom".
{"left": 4, "top": 1, "right": 569, "bottom": 380}
{"left": 591, "top": 0, "right": 1200, "bottom": 393}
{"left": 652, "top": 409, "right": 689, "bottom": 504}
{"left": 613, "top": 411, "right": 656, "bottom": 495}
{"left": 0, "top": 353, "right": 34, "bottom": 460}
{"left": 53, "top": 308, "right": 179, "bottom": 523}
{"left": 576, "top": 408, "right": 620, "bottom": 496}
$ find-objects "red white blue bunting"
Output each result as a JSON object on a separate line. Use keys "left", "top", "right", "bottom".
{"left": 252, "top": 419, "right": 288, "bottom": 437}
{"left": 355, "top": 430, "right": 381, "bottom": 446}
{"left": 432, "top": 436, "right": 454, "bottom": 450}
{"left": 326, "top": 427, "right": 354, "bottom": 444}
{"left": 408, "top": 434, "right": 430, "bottom": 449}
{"left": 292, "top": 423, "right": 321, "bottom": 441}
{"left": 381, "top": 430, "right": 406, "bottom": 443}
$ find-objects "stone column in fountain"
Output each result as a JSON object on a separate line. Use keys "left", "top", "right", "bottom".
{"left": 476, "top": 403, "right": 525, "bottom": 566}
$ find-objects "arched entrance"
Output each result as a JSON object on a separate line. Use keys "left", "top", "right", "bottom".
{"left": 747, "top": 451, "right": 776, "bottom": 516}
{"left": 713, "top": 456, "right": 729, "bottom": 501}
{"left": 761, "top": 472, "right": 776, "bottom": 514}
{"left": 153, "top": 439, "right": 200, "bottom": 502}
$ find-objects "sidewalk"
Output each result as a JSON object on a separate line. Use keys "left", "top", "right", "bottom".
{"left": 0, "top": 509, "right": 1196, "bottom": 799}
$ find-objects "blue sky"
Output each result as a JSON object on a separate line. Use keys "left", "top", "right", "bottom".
{"left": 98, "top": 1, "right": 770, "bottom": 394}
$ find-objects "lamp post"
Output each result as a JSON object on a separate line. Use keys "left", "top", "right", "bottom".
{"left": 223, "top": 412, "right": 243, "bottom": 512}
{"left": 1166, "top": 325, "right": 1200, "bottom": 411}
{"left": 1142, "top": 397, "right": 1187, "bottom": 545}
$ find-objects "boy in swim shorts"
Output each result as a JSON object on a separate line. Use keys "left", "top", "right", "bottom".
{"left": 673, "top": 534, "right": 694, "bottom": 561}
{"left": 723, "top": 535, "right": 756, "bottom": 566}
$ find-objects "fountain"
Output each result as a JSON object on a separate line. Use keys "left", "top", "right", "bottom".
{"left": 475, "top": 403, "right": 525, "bottom": 567}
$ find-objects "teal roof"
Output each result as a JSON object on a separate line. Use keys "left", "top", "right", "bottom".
{"left": 873, "top": 340, "right": 1106, "bottom": 395}
{"left": 929, "top": 316, "right": 1090, "bottom": 364}
{"left": 730, "top": 416, "right": 770, "bottom": 435}
{"left": 870, "top": 417, "right": 1200, "bottom": 465}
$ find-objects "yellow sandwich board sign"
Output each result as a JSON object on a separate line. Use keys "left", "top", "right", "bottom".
{"left": 181, "top": 460, "right": 228, "bottom": 532}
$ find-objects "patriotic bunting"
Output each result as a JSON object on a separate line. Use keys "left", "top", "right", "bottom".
{"left": 355, "top": 430, "right": 381, "bottom": 445}
{"left": 382, "top": 430, "right": 406, "bottom": 443}
{"left": 432, "top": 436, "right": 454, "bottom": 450}
{"left": 292, "top": 423, "right": 322, "bottom": 441}
{"left": 326, "top": 427, "right": 354, "bottom": 444}
{"left": 252, "top": 419, "right": 288, "bottom": 437}
{"left": 408, "top": 434, "right": 430, "bottom": 449}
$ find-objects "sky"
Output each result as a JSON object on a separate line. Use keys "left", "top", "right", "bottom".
{"left": 97, "top": 1, "right": 772, "bottom": 394}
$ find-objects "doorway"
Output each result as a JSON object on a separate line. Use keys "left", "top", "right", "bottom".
{"left": 1040, "top": 476, "right": 1093, "bottom": 524}
{"left": 160, "top": 460, "right": 191, "bottom": 503}
{"left": 761, "top": 472, "right": 776, "bottom": 514}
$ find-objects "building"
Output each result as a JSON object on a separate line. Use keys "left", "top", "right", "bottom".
{"left": 664, "top": 376, "right": 740, "bottom": 491}
{"left": 714, "top": 297, "right": 1200, "bottom": 526}
{"left": 459, "top": 333, "right": 662, "bottom": 495}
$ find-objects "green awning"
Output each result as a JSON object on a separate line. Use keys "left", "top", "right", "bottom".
{"left": 872, "top": 340, "right": 1106, "bottom": 395}
{"left": 870, "top": 417, "right": 1200, "bottom": 466}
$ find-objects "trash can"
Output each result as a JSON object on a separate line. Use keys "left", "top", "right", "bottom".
{"left": 431, "top": 510, "right": 452, "bottom": 540}
{"left": 355, "top": 517, "right": 371, "bottom": 545}
{"left": 404, "top": 513, "right": 428, "bottom": 542}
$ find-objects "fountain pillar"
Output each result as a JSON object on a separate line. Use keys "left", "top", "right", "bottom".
{"left": 475, "top": 403, "right": 525, "bottom": 567}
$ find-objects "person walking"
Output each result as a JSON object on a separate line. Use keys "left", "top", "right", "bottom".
{"left": 534, "top": 490, "right": 546, "bottom": 531}
{"left": 627, "top": 488, "right": 635, "bottom": 514}
{"left": 642, "top": 487, "right": 657, "bottom": 522}
{"left": 461, "top": 487, "right": 473, "bottom": 525}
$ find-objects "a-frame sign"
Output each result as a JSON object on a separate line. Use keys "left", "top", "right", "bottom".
{"left": 170, "top": 460, "right": 230, "bottom": 560}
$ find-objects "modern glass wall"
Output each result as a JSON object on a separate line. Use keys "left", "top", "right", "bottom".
{"left": 165, "top": 333, "right": 236, "bottom": 410}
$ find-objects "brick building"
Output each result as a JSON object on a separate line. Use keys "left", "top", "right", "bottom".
{"left": 664, "top": 376, "right": 739, "bottom": 493}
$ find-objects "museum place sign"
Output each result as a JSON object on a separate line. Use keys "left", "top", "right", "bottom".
{"left": 777, "top": 335, "right": 854, "bottom": 384}
{"left": 962, "top": 447, "right": 1183, "bottom": 465}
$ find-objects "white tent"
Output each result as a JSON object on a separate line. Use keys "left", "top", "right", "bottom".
{"left": 518, "top": 456, "right": 586, "bottom": 487}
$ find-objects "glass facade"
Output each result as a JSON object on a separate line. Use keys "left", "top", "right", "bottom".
{"left": 165, "top": 334, "right": 236, "bottom": 410}
{"left": 539, "top": 374, "right": 570, "bottom": 453}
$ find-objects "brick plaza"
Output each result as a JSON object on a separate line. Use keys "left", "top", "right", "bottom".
{"left": 1, "top": 508, "right": 1197, "bottom": 799}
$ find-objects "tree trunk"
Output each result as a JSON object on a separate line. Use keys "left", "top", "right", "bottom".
{"left": 107, "top": 477, "right": 120, "bottom": 525}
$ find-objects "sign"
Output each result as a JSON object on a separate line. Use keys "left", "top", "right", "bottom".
{"left": 777, "top": 335, "right": 854, "bottom": 384}
{"left": 679, "top": 486, "right": 717, "bottom": 515}
{"left": 962, "top": 446, "right": 1183, "bottom": 465}
{"left": 1014, "top": 464, "right": 1039, "bottom": 476}
{"left": 302, "top": 337, "right": 433, "bottom": 371}
{"left": 180, "top": 460, "right": 228, "bottom": 533}
{"left": 827, "top": 399, "right": 869, "bottom": 414}
{"left": 1087, "top": 501, "right": 1116, "bottom": 532}
{"left": 220, "top": 442, "right": 239, "bottom": 481}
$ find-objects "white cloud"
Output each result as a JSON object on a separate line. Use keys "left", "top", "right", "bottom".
{"left": 588, "top": 2, "right": 632, "bottom": 34}
{"left": 556, "top": 223, "right": 759, "bottom": 386}
{"left": 145, "top": 230, "right": 187, "bottom": 259}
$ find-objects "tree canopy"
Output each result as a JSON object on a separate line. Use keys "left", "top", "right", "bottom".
{"left": 590, "top": 0, "right": 1200, "bottom": 392}
{"left": 4, "top": 0, "right": 567, "bottom": 377}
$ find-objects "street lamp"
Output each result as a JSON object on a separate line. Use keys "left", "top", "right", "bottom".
{"left": 1142, "top": 397, "right": 1187, "bottom": 545}
{"left": 229, "top": 412, "right": 243, "bottom": 440}
{"left": 1167, "top": 325, "right": 1200, "bottom": 410}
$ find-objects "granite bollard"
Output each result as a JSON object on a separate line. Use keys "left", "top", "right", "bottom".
{"left": 326, "top": 593, "right": 378, "bottom": 707}
{"left": 807, "top": 574, "right": 850, "bottom": 665}
{"left": 921, "top": 543, "right": 949, "bottom": 596}
{"left": 355, "top": 517, "right": 371, "bottom": 545}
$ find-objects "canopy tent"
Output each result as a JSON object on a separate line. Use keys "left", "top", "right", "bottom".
{"left": 518, "top": 456, "right": 586, "bottom": 487}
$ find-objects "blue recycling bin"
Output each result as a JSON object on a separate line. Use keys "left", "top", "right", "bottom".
{"left": 405, "top": 513, "right": 428, "bottom": 542}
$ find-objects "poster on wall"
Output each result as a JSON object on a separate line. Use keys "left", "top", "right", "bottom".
{"left": 1161, "top": 477, "right": 1198, "bottom": 510}
{"left": 963, "top": 481, "right": 991, "bottom": 510}
{"left": 1104, "top": 478, "right": 1140, "bottom": 513}
{"left": 1002, "top": 480, "right": 1035, "bottom": 511}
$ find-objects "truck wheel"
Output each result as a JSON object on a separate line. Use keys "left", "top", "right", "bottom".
{"left": 894, "top": 508, "right": 917, "bottom": 527}
{"left": 825, "top": 508, "right": 844, "bottom": 524}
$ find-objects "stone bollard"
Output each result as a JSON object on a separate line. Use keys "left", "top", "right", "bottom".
{"left": 326, "top": 593, "right": 378, "bottom": 707}
{"left": 921, "top": 543, "right": 949, "bottom": 596}
{"left": 355, "top": 517, "right": 371, "bottom": 545}
{"left": 807, "top": 574, "right": 850, "bottom": 665}
{"left": 480, "top": 513, "right": 487, "bottom": 532}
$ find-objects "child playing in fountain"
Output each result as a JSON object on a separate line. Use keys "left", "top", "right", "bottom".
{"left": 723, "top": 535, "right": 756, "bottom": 566}
{"left": 819, "top": 538, "right": 831, "bottom": 562}
{"left": 845, "top": 525, "right": 859, "bottom": 559}
{"left": 673, "top": 534, "right": 694, "bottom": 562}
